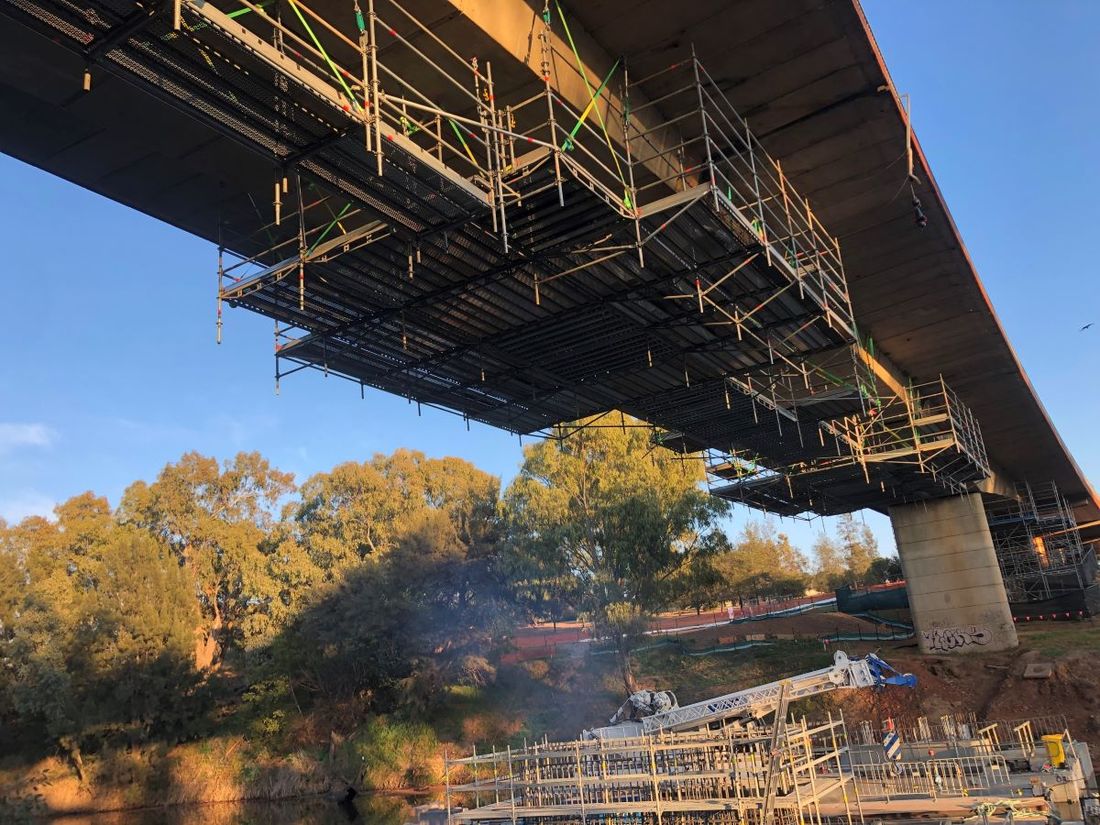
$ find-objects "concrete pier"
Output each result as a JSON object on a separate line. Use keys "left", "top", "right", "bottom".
{"left": 890, "top": 493, "right": 1017, "bottom": 654}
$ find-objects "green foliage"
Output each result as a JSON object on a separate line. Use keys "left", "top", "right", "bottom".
{"left": 504, "top": 417, "right": 729, "bottom": 612}
{"left": 0, "top": 447, "right": 506, "bottom": 786}
{"left": 811, "top": 533, "right": 846, "bottom": 591}
{"left": 335, "top": 717, "right": 441, "bottom": 790}
{"left": 2, "top": 432, "right": 890, "bottom": 799}
{"left": 240, "top": 678, "right": 296, "bottom": 746}
{"left": 119, "top": 452, "right": 297, "bottom": 668}
{"left": 0, "top": 511, "right": 201, "bottom": 779}
{"left": 292, "top": 449, "right": 499, "bottom": 577}
{"left": 864, "top": 555, "right": 902, "bottom": 584}
{"left": 596, "top": 602, "right": 652, "bottom": 691}
{"left": 809, "top": 515, "right": 883, "bottom": 591}
{"left": 284, "top": 507, "right": 512, "bottom": 713}
{"left": 503, "top": 416, "right": 729, "bottom": 689}
{"left": 837, "top": 513, "right": 880, "bottom": 582}
{"left": 671, "top": 550, "right": 727, "bottom": 613}
{"left": 708, "top": 520, "right": 809, "bottom": 601}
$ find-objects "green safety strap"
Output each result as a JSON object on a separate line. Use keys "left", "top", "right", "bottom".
{"left": 556, "top": 3, "right": 629, "bottom": 207}
{"left": 449, "top": 118, "right": 478, "bottom": 165}
{"left": 308, "top": 203, "right": 353, "bottom": 255}
{"left": 286, "top": 0, "right": 360, "bottom": 111}
{"left": 563, "top": 58, "right": 619, "bottom": 151}
{"left": 227, "top": 0, "right": 271, "bottom": 20}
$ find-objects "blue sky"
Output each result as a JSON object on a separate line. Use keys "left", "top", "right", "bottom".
{"left": 1, "top": 1, "right": 1097, "bottom": 560}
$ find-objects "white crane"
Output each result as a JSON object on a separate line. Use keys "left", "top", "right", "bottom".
{"left": 584, "top": 650, "right": 915, "bottom": 740}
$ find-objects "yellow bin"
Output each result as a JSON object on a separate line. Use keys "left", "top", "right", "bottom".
{"left": 1042, "top": 734, "right": 1066, "bottom": 767}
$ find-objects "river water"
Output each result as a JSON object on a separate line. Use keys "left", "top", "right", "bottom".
{"left": 53, "top": 794, "right": 434, "bottom": 825}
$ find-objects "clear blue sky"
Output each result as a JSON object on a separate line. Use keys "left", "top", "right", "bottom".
{"left": 1, "top": 1, "right": 1097, "bottom": 560}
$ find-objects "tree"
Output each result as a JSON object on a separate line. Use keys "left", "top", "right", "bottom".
{"left": 811, "top": 533, "right": 845, "bottom": 591}
{"left": 0, "top": 512, "right": 86, "bottom": 775}
{"left": 598, "top": 602, "right": 652, "bottom": 693}
{"left": 0, "top": 504, "right": 199, "bottom": 781}
{"left": 293, "top": 449, "right": 499, "bottom": 577}
{"left": 837, "top": 513, "right": 880, "bottom": 582}
{"left": 503, "top": 415, "right": 729, "bottom": 691}
{"left": 865, "top": 555, "right": 903, "bottom": 584}
{"left": 284, "top": 509, "right": 512, "bottom": 713}
{"left": 383, "top": 509, "right": 510, "bottom": 709}
{"left": 704, "top": 521, "right": 809, "bottom": 601}
{"left": 294, "top": 459, "right": 411, "bottom": 574}
{"left": 77, "top": 528, "right": 203, "bottom": 743}
{"left": 119, "top": 451, "right": 295, "bottom": 669}
{"left": 673, "top": 550, "right": 726, "bottom": 614}
{"left": 0, "top": 449, "right": 509, "bottom": 781}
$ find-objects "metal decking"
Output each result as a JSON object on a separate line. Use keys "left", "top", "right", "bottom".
{"left": 2, "top": 0, "right": 997, "bottom": 516}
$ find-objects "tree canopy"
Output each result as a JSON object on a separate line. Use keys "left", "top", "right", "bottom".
{"left": 119, "top": 451, "right": 296, "bottom": 668}
{"left": 0, "top": 434, "right": 897, "bottom": 779}
{"left": 0, "top": 507, "right": 199, "bottom": 779}
{"left": 503, "top": 417, "right": 729, "bottom": 689}
{"left": 708, "top": 521, "right": 809, "bottom": 601}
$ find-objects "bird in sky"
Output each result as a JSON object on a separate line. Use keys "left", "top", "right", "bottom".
{"left": 1083, "top": 323, "right": 1095, "bottom": 331}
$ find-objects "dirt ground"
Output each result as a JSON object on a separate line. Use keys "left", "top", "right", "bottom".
{"left": 820, "top": 624, "right": 1100, "bottom": 760}
{"left": 497, "top": 616, "right": 1100, "bottom": 758}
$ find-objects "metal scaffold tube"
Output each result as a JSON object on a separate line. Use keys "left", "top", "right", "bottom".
{"left": 10, "top": 0, "right": 1006, "bottom": 520}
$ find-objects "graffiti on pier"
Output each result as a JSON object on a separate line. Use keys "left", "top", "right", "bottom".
{"left": 922, "top": 625, "right": 992, "bottom": 652}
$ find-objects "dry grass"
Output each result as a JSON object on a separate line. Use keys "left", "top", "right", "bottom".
{"left": 0, "top": 737, "right": 338, "bottom": 820}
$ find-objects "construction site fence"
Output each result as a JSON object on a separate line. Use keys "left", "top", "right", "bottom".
{"left": 821, "top": 626, "right": 914, "bottom": 644}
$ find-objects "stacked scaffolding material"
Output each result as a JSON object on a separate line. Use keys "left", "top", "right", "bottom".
{"left": 985, "top": 483, "right": 1097, "bottom": 604}
{"left": 445, "top": 715, "right": 855, "bottom": 825}
{"left": 3, "top": 0, "right": 993, "bottom": 516}
{"left": 446, "top": 710, "right": 1083, "bottom": 825}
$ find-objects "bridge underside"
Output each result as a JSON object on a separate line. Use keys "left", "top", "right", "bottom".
{"left": 0, "top": 0, "right": 1095, "bottom": 537}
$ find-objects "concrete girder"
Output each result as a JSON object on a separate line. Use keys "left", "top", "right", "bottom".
{"left": 443, "top": 0, "right": 681, "bottom": 188}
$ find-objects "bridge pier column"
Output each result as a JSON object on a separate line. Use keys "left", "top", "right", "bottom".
{"left": 889, "top": 492, "right": 1017, "bottom": 654}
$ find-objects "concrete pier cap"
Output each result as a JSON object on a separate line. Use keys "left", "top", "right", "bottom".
{"left": 889, "top": 493, "right": 1018, "bottom": 654}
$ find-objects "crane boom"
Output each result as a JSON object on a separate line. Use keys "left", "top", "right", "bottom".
{"left": 585, "top": 650, "right": 915, "bottom": 740}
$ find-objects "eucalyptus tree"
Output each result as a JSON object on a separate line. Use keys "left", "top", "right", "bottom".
{"left": 503, "top": 415, "right": 728, "bottom": 691}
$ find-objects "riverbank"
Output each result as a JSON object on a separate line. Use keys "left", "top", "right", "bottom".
{"left": 17, "top": 794, "right": 422, "bottom": 825}
{"left": 0, "top": 714, "right": 446, "bottom": 821}
{"left": 5, "top": 623, "right": 1098, "bottom": 821}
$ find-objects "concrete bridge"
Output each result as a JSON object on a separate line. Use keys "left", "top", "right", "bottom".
{"left": 1, "top": 0, "right": 1095, "bottom": 652}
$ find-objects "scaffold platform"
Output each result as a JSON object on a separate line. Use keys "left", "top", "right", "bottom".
{"left": 3, "top": 0, "right": 996, "bottom": 517}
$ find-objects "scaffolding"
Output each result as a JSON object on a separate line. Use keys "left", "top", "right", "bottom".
{"left": 858, "top": 712, "right": 1071, "bottom": 760}
{"left": 445, "top": 710, "right": 1076, "bottom": 825}
{"left": 705, "top": 376, "right": 990, "bottom": 517}
{"left": 985, "top": 483, "right": 1096, "bottom": 604}
{"left": 445, "top": 714, "right": 856, "bottom": 825}
{"left": 3, "top": 0, "right": 993, "bottom": 516}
